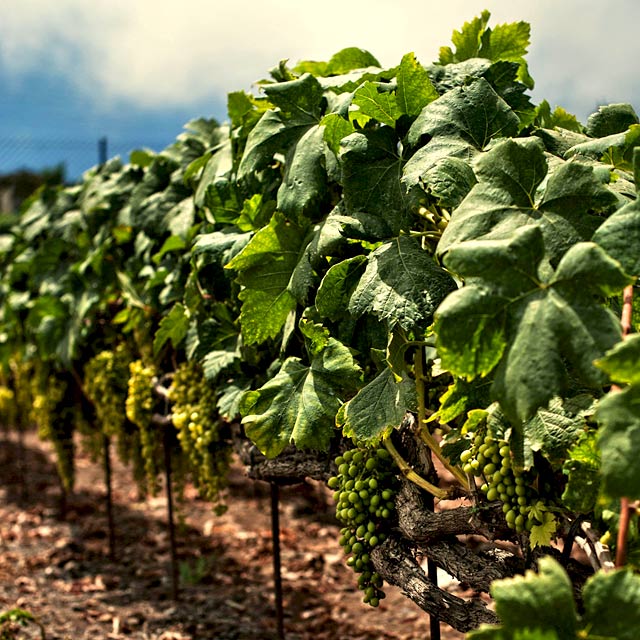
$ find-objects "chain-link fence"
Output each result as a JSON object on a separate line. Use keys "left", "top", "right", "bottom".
{"left": 0, "top": 135, "right": 168, "bottom": 183}
{"left": 0, "top": 135, "right": 170, "bottom": 212}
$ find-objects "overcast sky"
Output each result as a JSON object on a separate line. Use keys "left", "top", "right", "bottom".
{"left": 1, "top": 0, "right": 638, "bottom": 179}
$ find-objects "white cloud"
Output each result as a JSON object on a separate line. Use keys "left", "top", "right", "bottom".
{"left": 1, "top": 0, "right": 639, "bottom": 120}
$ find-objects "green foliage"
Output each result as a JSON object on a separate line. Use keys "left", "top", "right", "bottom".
{"left": 435, "top": 225, "right": 631, "bottom": 424}
{"left": 239, "top": 332, "right": 361, "bottom": 457}
{"left": 468, "top": 557, "right": 640, "bottom": 640}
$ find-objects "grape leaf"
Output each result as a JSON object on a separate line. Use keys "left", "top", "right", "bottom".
{"left": 236, "top": 74, "right": 331, "bottom": 221}
{"left": 239, "top": 337, "right": 361, "bottom": 457}
{"left": 529, "top": 511, "right": 557, "bottom": 548}
{"left": 348, "top": 236, "right": 457, "bottom": 331}
{"left": 535, "top": 100, "right": 583, "bottom": 134}
{"left": 337, "top": 367, "right": 416, "bottom": 443}
{"left": 513, "top": 395, "right": 593, "bottom": 468}
{"left": 437, "top": 137, "right": 618, "bottom": 266}
{"left": 595, "top": 385, "right": 640, "bottom": 500}
{"left": 396, "top": 53, "right": 439, "bottom": 117}
{"left": 277, "top": 124, "right": 329, "bottom": 222}
{"left": 439, "top": 10, "right": 532, "bottom": 88}
{"left": 351, "top": 82, "right": 401, "bottom": 128}
{"left": 403, "top": 78, "right": 518, "bottom": 197}
{"left": 406, "top": 77, "right": 519, "bottom": 150}
{"left": 562, "top": 431, "right": 601, "bottom": 514}
{"left": 581, "top": 568, "right": 640, "bottom": 640}
{"left": 413, "top": 156, "right": 477, "bottom": 209}
{"left": 224, "top": 213, "right": 308, "bottom": 345}
{"left": 595, "top": 334, "right": 640, "bottom": 385}
{"left": 593, "top": 150, "right": 640, "bottom": 277}
{"left": 430, "top": 377, "right": 492, "bottom": 424}
{"left": 321, "top": 113, "right": 355, "bottom": 155}
{"left": 153, "top": 303, "right": 189, "bottom": 356}
{"left": 586, "top": 103, "right": 639, "bottom": 138}
{"left": 490, "top": 557, "right": 577, "bottom": 638}
{"left": 470, "top": 559, "right": 640, "bottom": 640}
{"left": 340, "top": 127, "right": 410, "bottom": 235}
{"left": 316, "top": 255, "right": 367, "bottom": 320}
{"left": 435, "top": 225, "right": 631, "bottom": 423}
{"left": 439, "top": 11, "right": 492, "bottom": 64}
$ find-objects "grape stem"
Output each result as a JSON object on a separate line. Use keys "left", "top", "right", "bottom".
{"left": 614, "top": 284, "right": 634, "bottom": 568}
{"left": 413, "top": 350, "right": 470, "bottom": 492}
{"left": 383, "top": 436, "right": 449, "bottom": 501}
{"left": 573, "top": 521, "right": 615, "bottom": 573}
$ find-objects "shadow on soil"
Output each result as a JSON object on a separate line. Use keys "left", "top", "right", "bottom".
{"left": 0, "top": 433, "right": 366, "bottom": 640}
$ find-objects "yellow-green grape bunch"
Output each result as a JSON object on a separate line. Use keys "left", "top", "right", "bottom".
{"left": 30, "top": 370, "right": 74, "bottom": 492}
{"left": 459, "top": 424, "right": 539, "bottom": 535}
{"left": 169, "top": 362, "right": 231, "bottom": 510}
{"left": 126, "top": 359, "right": 160, "bottom": 493}
{"left": 9, "top": 356, "right": 33, "bottom": 422}
{"left": 84, "top": 345, "right": 135, "bottom": 462}
{"left": 0, "top": 385, "right": 16, "bottom": 428}
{"left": 327, "top": 445, "right": 398, "bottom": 607}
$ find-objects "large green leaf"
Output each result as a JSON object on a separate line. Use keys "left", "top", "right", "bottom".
{"left": 406, "top": 77, "right": 519, "bottom": 150}
{"left": 435, "top": 225, "right": 631, "bottom": 423}
{"left": 340, "top": 127, "right": 410, "bottom": 235}
{"left": 595, "top": 385, "right": 640, "bottom": 500}
{"left": 403, "top": 79, "right": 518, "bottom": 198}
{"left": 595, "top": 334, "right": 640, "bottom": 385}
{"left": 593, "top": 149, "right": 640, "bottom": 277}
{"left": 337, "top": 367, "right": 416, "bottom": 443}
{"left": 438, "top": 138, "right": 618, "bottom": 265}
{"left": 237, "top": 74, "right": 333, "bottom": 221}
{"left": 294, "top": 47, "right": 381, "bottom": 77}
{"left": 224, "top": 213, "right": 308, "bottom": 345}
{"left": 490, "top": 557, "right": 577, "bottom": 639}
{"left": 581, "top": 568, "right": 640, "bottom": 639}
{"left": 276, "top": 124, "right": 329, "bottom": 221}
{"left": 239, "top": 337, "right": 361, "bottom": 457}
{"left": 396, "top": 53, "right": 439, "bottom": 117}
{"left": 586, "top": 103, "right": 639, "bottom": 138}
{"left": 470, "top": 558, "right": 640, "bottom": 640}
{"left": 348, "top": 236, "right": 456, "bottom": 331}
{"left": 438, "top": 10, "right": 532, "bottom": 88}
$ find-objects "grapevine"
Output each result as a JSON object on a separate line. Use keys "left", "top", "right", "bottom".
{"left": 0, "top": 9, "right": 638, "bottom": 635}
{"left": 328, "top": 444, "right": 399, "bottom": 607}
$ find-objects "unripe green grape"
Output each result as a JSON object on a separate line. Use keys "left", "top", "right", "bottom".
{"left": 330, "top": 443, "right": 398, "bottom": 606}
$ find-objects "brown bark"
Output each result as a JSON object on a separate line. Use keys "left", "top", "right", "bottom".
{"left": 371, "top": 535, "right": 499, "bottom": 633}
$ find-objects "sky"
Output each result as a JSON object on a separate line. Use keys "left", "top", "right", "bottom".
{"left": 1, "top": 0, "right": 639, "bottom": 180}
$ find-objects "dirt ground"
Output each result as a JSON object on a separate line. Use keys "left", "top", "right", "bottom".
{"left": 0, "top": 431, "right": 467, "bottom": 640}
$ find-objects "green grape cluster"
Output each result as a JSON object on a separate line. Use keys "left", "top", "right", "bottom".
{"left": 169, "top": 362, "right": 231, "bottom": 511}
{"left": 30, "top": 369, "right": 75, "bottom": 492}
{"left": 328, "top": 445, "right": 398, "bottom": 607}
{"left": 126, "top": 359, "right": 160, "bottom": 493}
{"left": 0, "top": 385, "right": 16, "bottom": 428}
{"left": 84, "top": 346, "right": 130, "bottom": 440}
{"left": 459, "top": 425, "right": 539, "bottom": 534}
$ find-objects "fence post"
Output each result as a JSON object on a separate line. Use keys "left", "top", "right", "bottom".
{"left": 98, "top": 136, "right": 108, "bottom": 166}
